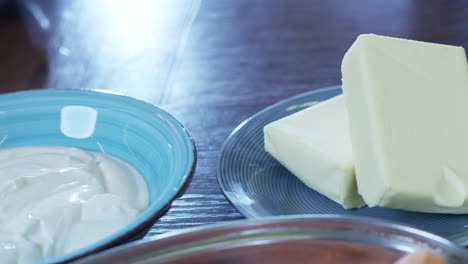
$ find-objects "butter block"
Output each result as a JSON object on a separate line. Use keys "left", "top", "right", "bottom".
{"left": 342, "top": 34, "right": 468, "bottom": 213}
{"left": 264, "top": 95, "right": 365, "bottom": 209}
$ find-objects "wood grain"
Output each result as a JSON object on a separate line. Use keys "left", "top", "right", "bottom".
{"left": 1, "top": 0, "right": 468, "bottom": 237}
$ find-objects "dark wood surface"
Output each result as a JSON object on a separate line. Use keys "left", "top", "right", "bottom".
{"left": 2, "top": 0, "right": 468, "bottom": 238}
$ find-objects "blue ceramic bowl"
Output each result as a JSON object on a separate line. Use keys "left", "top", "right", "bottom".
{"left": 0, "top": 89, "right": 196, "bottom": 263}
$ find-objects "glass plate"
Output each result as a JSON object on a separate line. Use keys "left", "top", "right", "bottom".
{"left": 217, "top": 85, "right": 468, "bottom": 246}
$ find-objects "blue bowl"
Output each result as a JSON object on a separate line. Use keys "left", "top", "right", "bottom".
{"left": 0, "top": 89, "right": 196, "bottom": 263}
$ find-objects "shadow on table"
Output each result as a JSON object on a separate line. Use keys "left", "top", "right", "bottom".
{"left": 0, "top": 1, "right": 48, "bottom": 93}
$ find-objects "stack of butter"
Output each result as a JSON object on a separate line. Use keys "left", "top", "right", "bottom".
{"left": 264, "top": 34, "right": 468, "bottom": 213}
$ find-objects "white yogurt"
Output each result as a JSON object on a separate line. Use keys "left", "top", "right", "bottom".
{"left": 0, "top": 146, "right": 149, "bottom": 264}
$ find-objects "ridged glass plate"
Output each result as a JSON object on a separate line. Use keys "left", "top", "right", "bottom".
{"left": 217, "top": 85, "right": 468, "bottom": 246}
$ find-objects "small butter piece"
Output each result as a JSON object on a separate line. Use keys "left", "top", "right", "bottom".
{"left": 433, "top": 167, "right": 466, "bottom": 208}
{"left": 264, "top": 95, "right": 365, "bottom": 209}
{"left": 342, "top": 34, "right": 468, "bottom": 213}
{"left": 394, "top": 250, "right": 447, "bottom": 264}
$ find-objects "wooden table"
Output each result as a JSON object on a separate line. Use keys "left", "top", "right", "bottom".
{"left": 1, "top": 0, "right": 468, "bottom": 238}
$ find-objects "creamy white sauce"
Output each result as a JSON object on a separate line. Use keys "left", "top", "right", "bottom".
{"left": 0, "top": 146, "right": 149, "bottom": 264}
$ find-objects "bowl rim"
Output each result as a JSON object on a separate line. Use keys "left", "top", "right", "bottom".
{"left": 71, "top": 214, "right": 468, "bottom": 264}
{"left": 0, "top": 88, "right": 197, "bottom": 264}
